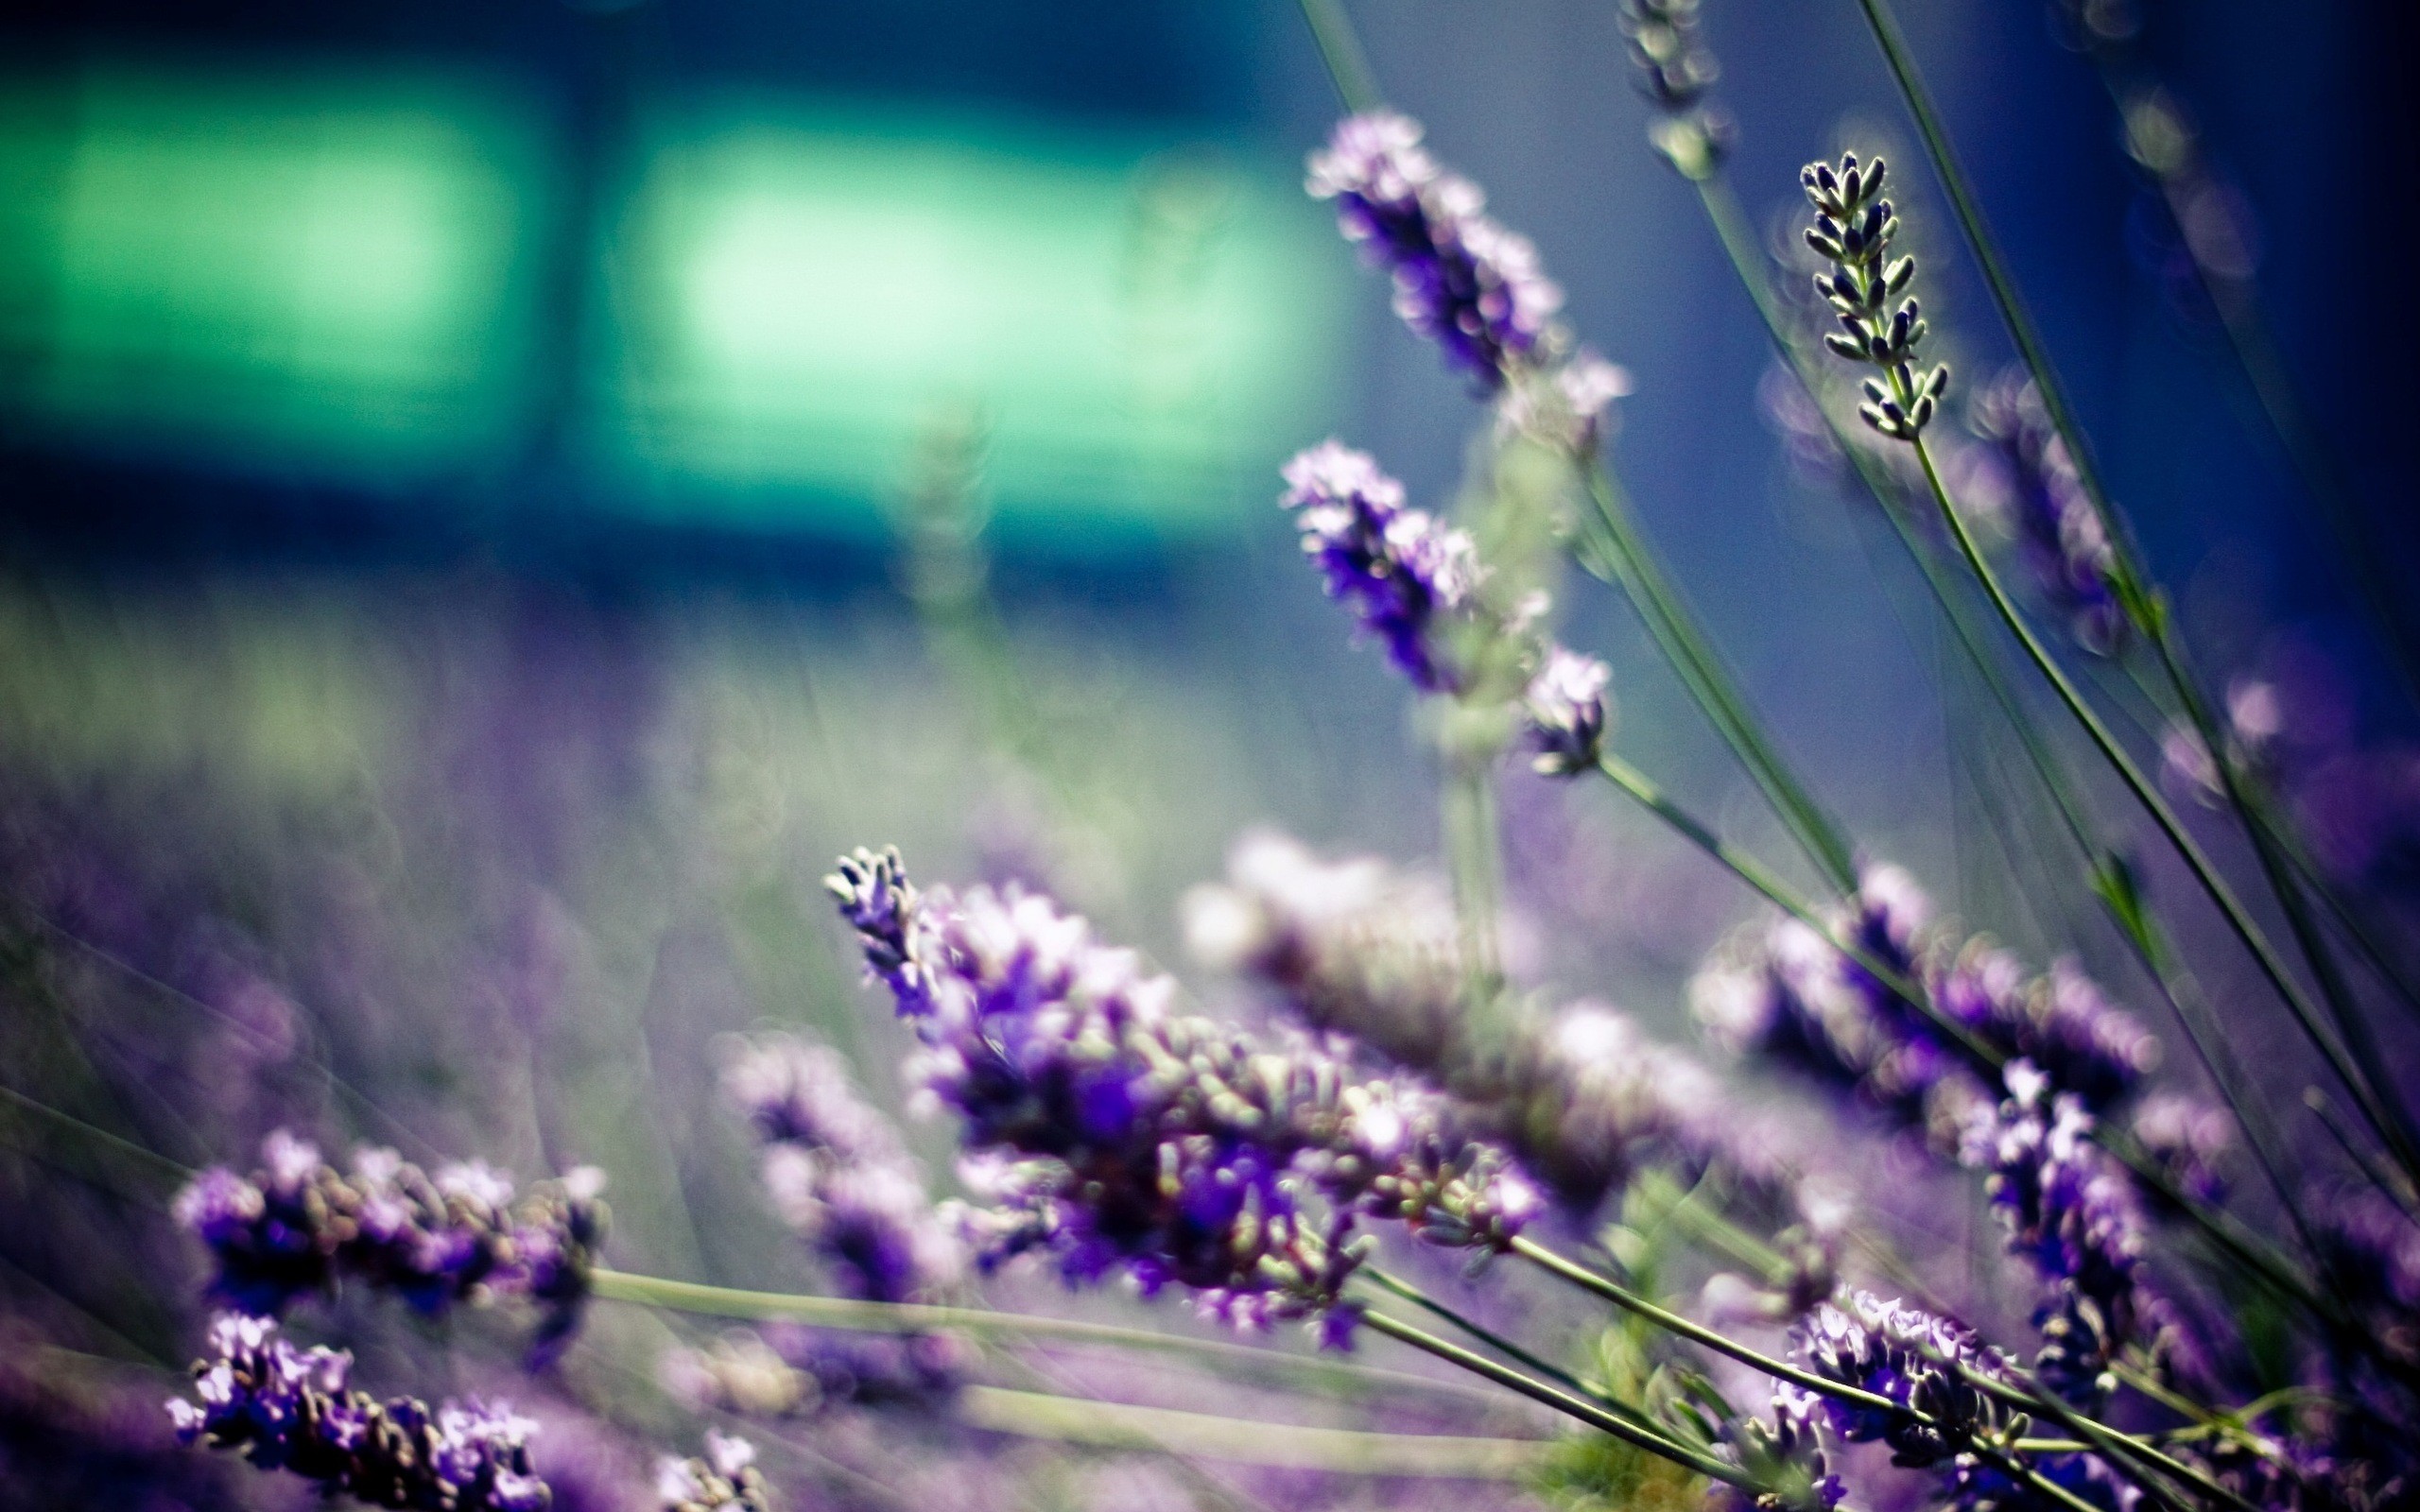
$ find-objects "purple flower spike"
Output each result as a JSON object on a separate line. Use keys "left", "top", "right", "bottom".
{"left": 718, "top": 1032, "right": 964, "bottom": 1307}
{"left": 167, "top": 1313, "right": 552, "bottom": 1512}
{"left": 830, "top": 849, "right": 1535, "bottom": 1347}
{"left": 1968, "top": 370, "right": 2127, "bottom": 654}
{"left": 1281, "top": 440, "right": 1482, "bottom": 694}
{"left": 173, "top": 1133, "right": 607, "bottom": 1354}
{"left": 1960, "top": 1061, "right": 2150, "bottom": 1402}
{"left": 1307, "top": 111, "right": 1564, "bottom": 389}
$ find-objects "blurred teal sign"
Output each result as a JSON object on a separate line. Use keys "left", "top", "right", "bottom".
{"left": 0, "top": 64, "right": 1345, "bottom": 541}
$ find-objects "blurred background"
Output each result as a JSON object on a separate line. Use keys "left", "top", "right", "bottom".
{"left": 2, "top": 0, "right": 2415, "bottom": 1506}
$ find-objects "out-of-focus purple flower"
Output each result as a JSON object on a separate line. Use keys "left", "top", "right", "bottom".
{"left": 1692, "top": 866, "right": 1982, "bottom": 1140}
{"left": 1185, "top": 830, "right": 1742, "bottom": 1210}
{"left": 1279, "top": 441, "right": 1483, "bottom": 694}
{"left": 1523, "top": 647, "right": 1614, "bottom": 776}
{"left": 1498, "top": 353, "right": 1634, "bottom": 455}
{"left": 660, "top": 1324, "right": 967, "bottom": 1420}
{"left": 718, "top": 1034, "right": 964, "bottom": 1307}
{"left": 1934, "top": 949, "right": 2157, "bottom": 1112}
{"left": 1967, "top": 370, "right": 2128, "bottom": 654}
{"left": 2128, "top": 1094, "right": 2233, "bottom": 1205}
{"left": 1306, "top": 111, "right": 1564, "bottom": 389}
{"left": 1705, "top": 1385, "right": 1844, "bottom": 1512}
{"left": 173, "top": 1133, "right": 606, "bottom": 1355}
{"left": 1693, "top": 866, "right": 2156, "bottom": 1143}
{"left": 1791, "top": 1291, "right": 2018, "bottom": 1469}
{"left": 1960, "top": 1062, "right": 2149, "bottom": 1402}
{"left": 167, "top": 1313, "right": 550, "bottom": 1511}
{"left": 827, "top": 848, "right": 1537, "bottom": 1346}
{"left": 655, "top": 1430, "right": 773, "bottom": 1512}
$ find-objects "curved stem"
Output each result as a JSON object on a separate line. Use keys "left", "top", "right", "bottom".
{"left": 1357, "top": 1307, "right": 1753, "bottom": 1488}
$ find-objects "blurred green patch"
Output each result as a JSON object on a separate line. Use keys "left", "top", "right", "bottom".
{"left": 0, "top": 61, "right": 540, "bottom": 478}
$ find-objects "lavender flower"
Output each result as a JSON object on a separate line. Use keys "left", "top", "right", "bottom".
{"left": 1801, "top": 153, "right": 1949, "bottom": 440}
{"left": 1692, "top": 865, "right": 1982, "bottom": 1138}
{"left": 1791, "top": 1291, "right": 2019, "bottom": 1469}
{"left": 166, "top": 1313, "right": 551, "bottom": 1511}
{"left": 655, "top": 1431, "right": 773, "bottom": 1512}
{"left": 1960, "top": 1062, "right": 2149, "bottom": 1400}
{"left": 173, "top": 1132, "right": 607, "bottom": 1356}
{"left": 718, "top": 1034, "right": 964, "bottom": 1305}
{"left": 1185, "top": 831, "right": 1737, "bottom": 1208}
{"left": 661, "top": 1326, "right": 963, "bottom": 1419}
{"left": 1497, "top": 353, "right": 1634, "bottom": 455}
{"left": 827, "top": 848, "right": 1541, "bottom": 1345}
{"left": 1934, "top": 948, "right": 2157, "bottom": 1112}
{"left": 1968, "top": 371, "right": 2127, "bottom": 653}
{"left": 1306, "top": 112, "right": 1564, "bottom": 389}
{"left": 1616, "top": 0, "right": 1734, "bottom": 179}
{"left": 1693, "top": 867, "right": 2156, "bottom": 1141}
{"left": 1280, "top": 441, "right": 1483, "bottom": 694}
{"left": 1524, "top": 646, "right": 1614, "bottom": 776}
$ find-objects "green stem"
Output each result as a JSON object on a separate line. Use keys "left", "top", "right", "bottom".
{"left": 1578, "top": 466, "right": 1859, "bottom": 893}
{"left": 1360, "top": 1266, "right": 1657, "bottom": 1429}
{"left": 1357, "top": 1308, "right": 1752, "bottom": 1488}
{"left": 1293, "top": 0, "right": 1382, "bottom": 114}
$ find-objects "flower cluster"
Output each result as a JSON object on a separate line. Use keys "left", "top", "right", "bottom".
{"left": 1524, "top": 645, "right": 1616, "bottom": 775}
{"left": 166, "top": 1313, "right": 551, "bottom": 1511}
{"left": 1306, "top": 112, "right": 1563, "bottom": 389}
{"left": 174, "top": 1131, "right": 606, "bottom": 1354}
{"left": 1960, "top": 1062, "right": 2150, "bottom": 1401}
{"left": 1791, "top": 1292, "right": 2020, "bottom": 1469}
{"left": 827, "top": 847, "right": 1541, "bottom": 1345}
{"left": 1186, "top": 830, "right": 1729, "bottom": 1208}
{"left": 719, "top": 1033, "right": 964, "bottom": 1306}
{"left": 1692, "top": 866, "right": 2155, "bottom": 1143}
{"left": 1968, "top": 371, "right": 2128, "bottom": 653}
{"left": 655, "top": 1431, "right": 773, "bottom": 1512}
{"left": 1801, "top": 154, "right": 1948, "bottom": 440}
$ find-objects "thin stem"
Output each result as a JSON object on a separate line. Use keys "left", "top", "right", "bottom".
{"left": 1578, "top": 466, "right": 1859, "bottom": 892}
{"left": 954, "top": 1384, "right": 1550, "bottom": 1477}
{"left": 1510, "top": 1237, "right": 1897, "bottom": 1418}
{"left": 1907, "top": 435, "right": 2413, "bottom": 1174}
{"left": 1292, "top": 0, "right": 1382, "bottom": 114}
{"left": 1360, "top": 1265, "right": 1657, "bottom": 1429}
{"left": 587, "top": 1270, "right": 1500, "bottom": 1407}
{"left": 1356, "top": 1308, "right": 1753, "bottom": 1488}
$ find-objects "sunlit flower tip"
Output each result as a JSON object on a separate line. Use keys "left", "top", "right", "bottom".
{"left": 1523, "top": 645, "right": 1613, "bottom": 775}
{"left": 1498, "top": 353, "right": 1634, "bottom": 453}
{"left": 1306, "top": 111, "right": 1564, "bottom": 388}
{"left": 657, "top": 1432, "right": 777, "bottom": 1512}
{"left": 1279, "top": 441, "right": 1480, "bottom": 694}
